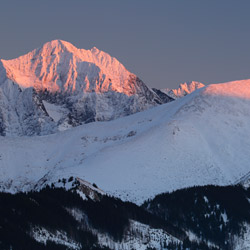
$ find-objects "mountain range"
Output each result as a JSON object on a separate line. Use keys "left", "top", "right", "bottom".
{"left": 0, "top": 40, "right": 168, "bottom": 136}
{"left": 1, "top": 40, "right": 250, "bottom": 249}
{"left": 1, "top": 40, "right": 250, "bottom": 201}
{"left": 162, "top": 81, "right": 205, "bottom": 99}
{"left": 1, "top": 76, "right": 250, "bottom": 204}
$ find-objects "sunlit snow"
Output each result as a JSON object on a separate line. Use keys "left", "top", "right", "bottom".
{"left": 0, "top": 79, "right": 250, "bottom": 204}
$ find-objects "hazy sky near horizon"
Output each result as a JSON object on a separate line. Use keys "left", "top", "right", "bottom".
{"left": 1, "top": 0, "right": 250, "bottom": 89}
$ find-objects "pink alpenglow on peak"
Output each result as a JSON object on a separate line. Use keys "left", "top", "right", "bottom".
{"left": 203, "top": 79, "right": 250, "bottom": 99}
{"left": 164, "top": 81, "right": 205, "bottom": 99}
{"left": 0, "top": 40, "right": 163, "bottom": 136}
{"left": 1, "top": 40, "right": 141, "bottom": 95}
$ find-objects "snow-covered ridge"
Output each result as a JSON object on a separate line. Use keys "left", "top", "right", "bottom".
{"left": 0, "top": 40, "right": 163, "bottom": 136}
{"left": 1, "top": 79, "right": 250, "bottom": 203}
{"left": 1, "top": 40, "right": 148, "bottom": 96}
{"left": 163, "top": 81, "right": 205, "bottom": 99}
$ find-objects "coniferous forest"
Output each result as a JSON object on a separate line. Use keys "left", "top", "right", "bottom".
{"left": 0, "top": 185, "right": 249, "bottom": 249}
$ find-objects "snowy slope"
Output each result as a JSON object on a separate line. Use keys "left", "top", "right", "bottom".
{"left": 0, "top": 40, "right": 163, "bottom": 136}
{"left": 163, "top": 81, "right": 205, "bottom": 99}
{"left": 0, "top": 79, "right": 250, "bottom": 204}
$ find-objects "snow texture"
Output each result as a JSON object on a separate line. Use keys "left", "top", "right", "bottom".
{"left": 0, "top": 40, "right": 162, "bottom": 136}
{"left": 163, "top": 81, "right": 205, "bottom": 99}
{"left": 0, "top": 79, "right": 250, "bottom": 204}
{"left": 32, "top": 227, "right": 81, "bottom": 249}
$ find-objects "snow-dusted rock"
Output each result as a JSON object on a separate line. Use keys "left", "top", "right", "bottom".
{"left": 0, "top": 40, "right": 163, "bottom": 136}
{"left": 163, "top": 81, "right": 205, "bottom": 99}
{"left": 0, "top": 79, "right": 56, "bottom": 136}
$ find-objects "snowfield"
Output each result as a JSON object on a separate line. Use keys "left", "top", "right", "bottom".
{"left": 1, "top": 79, "right": 250, "bottom": 204}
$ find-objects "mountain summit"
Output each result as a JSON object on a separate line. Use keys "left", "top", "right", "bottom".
{"left": 0, "top": 40, "right": 165, "bottom": 136}
{"left": 163, "top": 81, "right": 205, "bottom": 99}
{"left": 2, "top": 40, "right": 151, "bottom": 95}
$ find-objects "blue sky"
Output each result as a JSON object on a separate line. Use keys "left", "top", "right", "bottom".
{"left": 1, "top": 0, "right": 250, "bottom": 89}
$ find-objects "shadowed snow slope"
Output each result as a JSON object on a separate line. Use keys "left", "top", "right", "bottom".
{"left": 0, "top": 40, "right": 162, "bottom": 136}
{"left": 0, "top": 79, "right": 250, "bottom": 204}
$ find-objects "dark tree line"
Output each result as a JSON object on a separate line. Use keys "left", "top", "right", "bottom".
{"left": 1, "top": 184, "right": 247, "bottom": 250}
{"left": 143, "top": 185, "right": 250, "bottom": 249}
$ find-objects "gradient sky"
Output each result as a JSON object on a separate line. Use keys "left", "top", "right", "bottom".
{"left": 1, "top": 0, "right": 250, "bottom": 89}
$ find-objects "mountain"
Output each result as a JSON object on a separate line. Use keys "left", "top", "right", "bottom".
{"left": 1, "top": 79, "right": 250, "bottom": 204}
{"left": 0, "top": 40, "right": 164, "bottom": 136}
{"left": 163, "top": 81, "right": 205, "bottom": 99}
{"left": 1, "top": 41, "right": 250, "bottom": 249}
{"left": 1, "top": 185, "right": 249, "bottom": 250}
{"left": 151, "top": 88, "right": 175, "bottom": 103}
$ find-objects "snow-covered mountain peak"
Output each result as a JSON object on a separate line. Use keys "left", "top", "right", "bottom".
{"left": 90, "top": 46, "right": 100, "bottom": 52}
{"left": 0, "top": 40, "right": 163, "bottom": 136}
{"left": 1, "top": 40, "right": 136, "bottom": 95}
{"left": 173, "top": 79, "right": 250, "bottom": 119}
{"left": 180, "top": 80, "right": 204, "bottom": 91}
{"left": 1, "top": 78, "right": 250, "bottom": 202}
{"left": 37, "top": 39, "right": 80, "bottom": 55}
{"left": 164, "top": 81, "right": 205, "bottom": 99}
{"left": 203, "top": 79, "right": 250, "bottom": 99}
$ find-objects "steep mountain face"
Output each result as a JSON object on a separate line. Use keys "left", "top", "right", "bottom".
{"left": 0, "top": 40, "right": 163, "bottom": 136}
{"left": 163, "top": 81, "right": 205, "bottom": 99}
{"left": 0, "top": 80, "right": 56, "bottom": 136}
{"left": 1, "top": 79, "right": 250, "bottom": 204}
{"left": 151, "top": 88, "right": 175, "bottom": 103}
